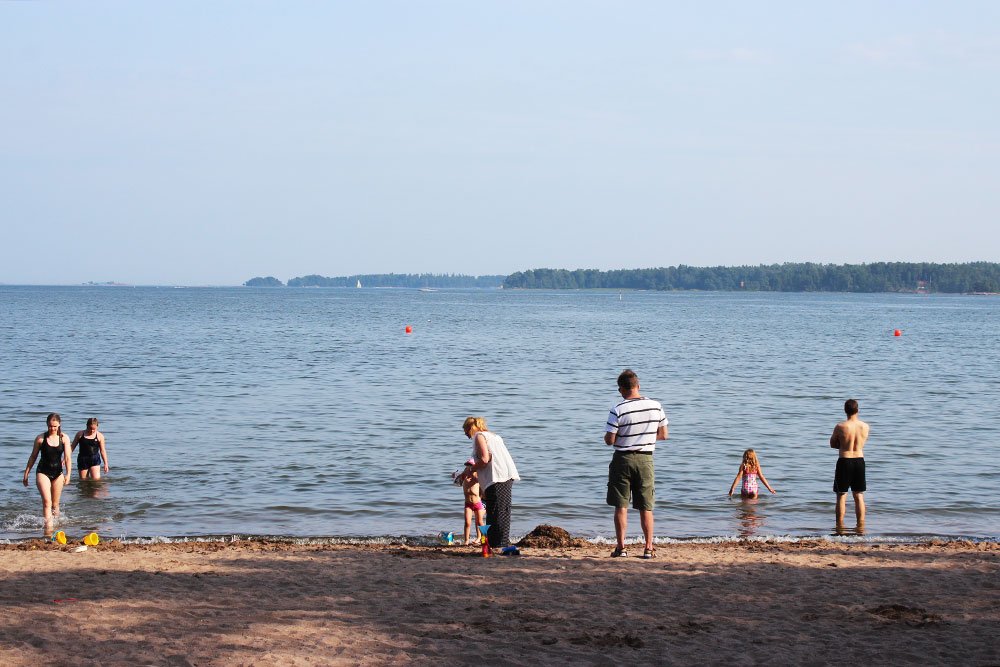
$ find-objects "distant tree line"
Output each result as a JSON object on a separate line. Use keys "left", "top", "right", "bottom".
{"left": 245, "top": 274, "right": 506, "bottom": 288}
{"left": 502, "top": 262, "right": 1000, "bottom": 293}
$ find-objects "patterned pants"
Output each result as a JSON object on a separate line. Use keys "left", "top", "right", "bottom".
{"left": 483, "top": 480, "right": 513, "bottom": 548}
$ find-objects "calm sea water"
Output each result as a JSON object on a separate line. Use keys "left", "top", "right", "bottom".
{"left": 1, "top": 286, "right": 998, "bottom": 543}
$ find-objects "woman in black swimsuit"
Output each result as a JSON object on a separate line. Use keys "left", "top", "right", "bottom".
{"left": 72, "top": 417, "right": 109, "bottom": 480}
{"left": 22, "top": 413, "right": 72, "bottom": 534}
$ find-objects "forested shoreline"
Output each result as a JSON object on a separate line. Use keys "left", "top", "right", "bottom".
{"left": 244, "top": 263, "right": 1000, "bottom": 293}
{"left": 502, "top": 262, "right": 1000, "bottom": 293}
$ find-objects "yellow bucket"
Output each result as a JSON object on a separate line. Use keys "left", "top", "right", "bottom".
{"left": 83, "top": 533, "right": 100, "bottom": 546}
{"left": 54, "top": 531, "right": 67, "bottom": 545}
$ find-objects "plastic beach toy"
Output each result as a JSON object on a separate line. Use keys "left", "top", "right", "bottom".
{"left": 53, "top": 531, "right": 67, "bottom": 545}
{"left": 83, "top": 532, "right": 100, "bottom": 546}
{"left": 478, "top": 524, "right": 491, "bottom": 558}
{"left": 438, "top": 531, "right": 454, "bottom": 545}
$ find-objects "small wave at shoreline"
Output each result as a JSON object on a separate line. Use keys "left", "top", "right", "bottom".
{"left": 2, "top": 532, "right": 997, "bottom": 547}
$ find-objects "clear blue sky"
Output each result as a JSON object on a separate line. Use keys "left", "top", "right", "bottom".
{"left": 3, "top": 2, "right": 998, "bottom": 285}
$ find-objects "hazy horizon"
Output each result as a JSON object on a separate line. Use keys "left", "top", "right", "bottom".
{"left": 3, "top": 2, "right": 998, "bottom": 285}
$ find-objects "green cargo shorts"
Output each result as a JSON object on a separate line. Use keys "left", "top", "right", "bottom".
{"left": 606, "top": 451, "right": 655, "bottom": 510}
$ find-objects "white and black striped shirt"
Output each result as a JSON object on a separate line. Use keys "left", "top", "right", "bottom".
{"left": 606, "top": 397, "right": 667, "bottom": 453}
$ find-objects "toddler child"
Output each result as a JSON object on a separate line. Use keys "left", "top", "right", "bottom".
{"left": 453, "top": 459, "right": 486, "bottom": 545}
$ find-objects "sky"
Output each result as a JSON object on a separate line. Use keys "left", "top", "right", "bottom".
{"left": 2, "top": 2, "right": 999, "bottom": 285}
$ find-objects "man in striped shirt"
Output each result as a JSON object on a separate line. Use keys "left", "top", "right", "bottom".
{"left": 604, "top": 369, "right": 668, "bottom": 559}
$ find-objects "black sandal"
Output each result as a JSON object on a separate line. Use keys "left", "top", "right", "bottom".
{"left": 611, "top": 546, "right": 628, "bottom": 558}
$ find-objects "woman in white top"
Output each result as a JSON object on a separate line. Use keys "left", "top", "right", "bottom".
{"left": 463, "top": 416, "right": 520, "bottom": 549}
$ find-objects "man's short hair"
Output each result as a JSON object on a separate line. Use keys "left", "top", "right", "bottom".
{"left": 844, "top": 399, "right": 859, "bottom": 416}
{"left": 617, "top": 369, "right": 639, "bottom": 392}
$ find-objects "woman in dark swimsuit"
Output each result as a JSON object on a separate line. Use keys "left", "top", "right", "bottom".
{"left": 72, "top": 417, "right": 110, "bottom": 480}
{"left": 22, "top": 413, "right": 72, "bottom": 534}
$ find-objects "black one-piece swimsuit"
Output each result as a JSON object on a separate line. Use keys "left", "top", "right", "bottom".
{"left": 37, "top": 438, "right": 65, "bottom": 481}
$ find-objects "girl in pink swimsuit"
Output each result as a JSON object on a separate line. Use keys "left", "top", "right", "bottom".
{"left": 453, "top": 461, "right": 486, "bottom": 545}
{"left": 728, "top": 449, "right": 777, "bottom": 499}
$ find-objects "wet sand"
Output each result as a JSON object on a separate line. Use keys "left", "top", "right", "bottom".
{"left": 1, "top": 538, "right": 998, "bottom": 665}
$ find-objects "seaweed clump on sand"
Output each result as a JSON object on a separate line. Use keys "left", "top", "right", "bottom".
{"left": 517, "top": 525, "right": 588, "bottom": 549}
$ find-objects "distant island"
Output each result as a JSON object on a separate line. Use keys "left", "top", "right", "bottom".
{"left": 244, "top": 276, "right": 284, "bottom": 287}
{"left": 503, "top": 262, "right": 1000, "bottom": 293}
{"left": 244, "top": 273, "right": 506, "bottom": 289}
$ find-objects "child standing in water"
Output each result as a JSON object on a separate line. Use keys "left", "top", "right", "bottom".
{"left": 454, "top": 461, "right": 486, "bottom": 545}
{"left": 728, "top": 449, "right": 777, "bottom": 499}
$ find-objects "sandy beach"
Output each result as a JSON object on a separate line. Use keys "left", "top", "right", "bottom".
{"left": 1, "top": 534, "right": 998, "bottom": 666}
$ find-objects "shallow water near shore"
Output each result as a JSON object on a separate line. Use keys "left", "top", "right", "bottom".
{"left": 1, "top": 286, "right": 998, "bottom": 542}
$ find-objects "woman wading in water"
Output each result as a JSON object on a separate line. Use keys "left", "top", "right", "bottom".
{"left": 72, "top": 417, "right": 110, "bottom": 480}
{"left": 23, "top": 413, "right": 72, "bottom": 535}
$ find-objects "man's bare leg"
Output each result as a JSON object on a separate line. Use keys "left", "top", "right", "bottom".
{"left": 614, "top": 507, "right": 628, "bottom": 550}
{"left": 639, "top": 509, "right": 654, "bottom": 551}
{"left": 836, "top": 493, "right": 847, "bottom": 525}
{"left": 854, "top": 492, "right": 866, "bottom": 524}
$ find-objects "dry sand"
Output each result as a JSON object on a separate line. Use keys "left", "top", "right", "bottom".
{"left": 1, "top": 536, "right": 998, "bottom": 666}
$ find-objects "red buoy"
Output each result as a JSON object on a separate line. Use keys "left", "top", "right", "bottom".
{"left": 405, "top": 325, "right": 412, "bottom": 334}
{"left": 893, "top": 329, "right": 901, "bottom": 337}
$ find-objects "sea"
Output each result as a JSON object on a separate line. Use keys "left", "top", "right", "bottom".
{"left": 1, "top": 286, "right": 998, "bottom": 545}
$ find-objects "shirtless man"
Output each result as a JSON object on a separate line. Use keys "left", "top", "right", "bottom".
{"left": 829, "top": 399, "right": 870, "bottom": 527}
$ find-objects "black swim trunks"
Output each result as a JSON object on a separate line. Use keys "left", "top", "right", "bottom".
{"left": 833, "top": 457, "right": 866, "bottom": 494}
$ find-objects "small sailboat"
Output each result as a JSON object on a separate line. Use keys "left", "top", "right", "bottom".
{"left": 356, "top": 279, "right": 362, "bottom": 288}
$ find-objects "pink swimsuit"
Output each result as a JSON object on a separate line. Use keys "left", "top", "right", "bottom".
{"left": 741, "top": 471, "right": 759, "bottom": 495}
{"left": 466, "top": 501, "right": 484, "bottom": 511}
